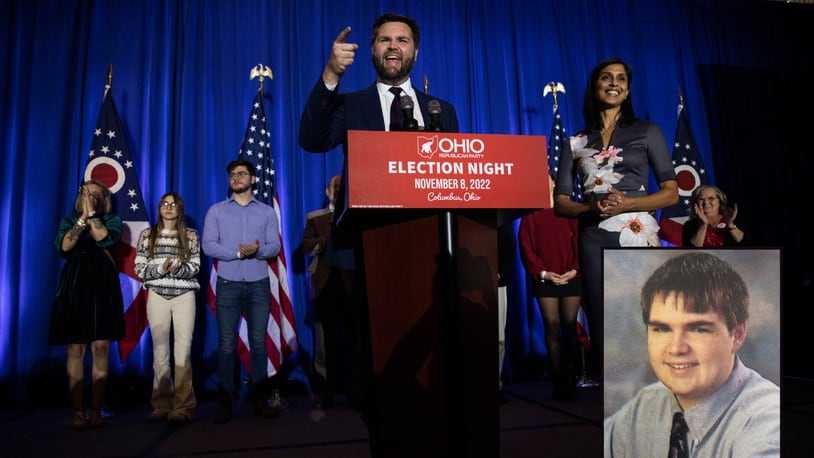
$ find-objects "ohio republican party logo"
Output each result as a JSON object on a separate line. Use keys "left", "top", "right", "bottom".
{"left": 417, "top": 135, "right": 439, "bottom": 159}
{"left": 416, "top": 135, "right": 486, "bottom": 159}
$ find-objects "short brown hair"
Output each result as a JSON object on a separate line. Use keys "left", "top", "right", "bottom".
{"left": 370, "top": 13, "right": 420, "bottom": 48}
{"left": 640, "top": 252, "right": 749, "bottom": 332}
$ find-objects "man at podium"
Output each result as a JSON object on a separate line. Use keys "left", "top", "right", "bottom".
{"left": 299, "top": 12, "right": 459, "bottom": 237}
{"left": 298, "top": 12, "right": 460, "bottom": 455}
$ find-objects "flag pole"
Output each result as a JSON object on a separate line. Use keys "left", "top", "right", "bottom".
{"left": 424, "top": 74, "right": 428, "bottom": 94}
{"left": 105, "top": 64, "right": 113, "bottom": 97}
{"left": 236, "top": 64, "right": 299, "bottom": 403}
{"left": 533, "top": 80, "right": 568, "bottom": 357}
{"left": 249, "top": 63, "right": 273, "bottom": 91}
{"left": 543, "top": 82, "right": 595, "bottom": 388}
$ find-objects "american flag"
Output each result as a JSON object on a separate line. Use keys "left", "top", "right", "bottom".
{"left": 547, "top": 107, "right": 583, "bottom": 202}
{"left": 82, "top": 86, "right": 150, "bottom": 362}
{"left": 206, "top": 89, "right": 298, "bottom": 377}
{"left": 546, "top": 105, "right": 589, "bottom": 351}
{"left": 658, "top": 97, "right": 711, "bottom": 247}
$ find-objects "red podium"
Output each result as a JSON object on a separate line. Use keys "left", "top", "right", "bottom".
{"left": 344, "top": 130, "right": 549, "bottom": 456}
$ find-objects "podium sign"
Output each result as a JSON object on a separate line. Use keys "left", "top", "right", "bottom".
{"left": 347, "top": 130, "right": 550, "bottom": 209}
{"left": 347, "top": 131, "right": 549, "bottom": 454}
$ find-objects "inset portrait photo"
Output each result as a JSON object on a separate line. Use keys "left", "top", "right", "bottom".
{"left": 603, "top": 248, "right": 780, "bottom": 457}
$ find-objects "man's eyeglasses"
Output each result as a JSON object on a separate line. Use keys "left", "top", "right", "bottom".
{"left": 161, "top": 201, "right": 178, "bottom": 208}
{"left": 229, "top": 171, "right": 250, "bottom": 180}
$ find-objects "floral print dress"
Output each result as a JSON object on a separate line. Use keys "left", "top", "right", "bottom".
{"left": 556, "top": 119, "right": 676, "bottom": 247}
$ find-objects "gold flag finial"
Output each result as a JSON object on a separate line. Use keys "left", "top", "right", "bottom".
{"left": 543, "top": 81, "right": 566, "bottom": 113}
{"left": 250, "top": 64, "right": 273, "bottom": 91}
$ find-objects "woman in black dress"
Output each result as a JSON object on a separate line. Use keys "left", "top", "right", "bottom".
{"left": 49, "top": 180, "right": 125, "bottom": 430}
{"left": 519, "top": 173, "right": 583, "bottom": 401}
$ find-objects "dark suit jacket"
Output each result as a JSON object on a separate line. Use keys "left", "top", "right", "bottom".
{"left": 298, "top": 78, "right": 460, "bottom": 243}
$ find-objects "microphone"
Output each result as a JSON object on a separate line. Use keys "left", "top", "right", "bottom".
{"left": 427, "top": 99, "right": 444, "bottom": 132}
{"left": 399, "top": 94, "right": 419, "bottom": 132}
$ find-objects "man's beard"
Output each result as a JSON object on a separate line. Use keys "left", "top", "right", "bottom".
{"left": 373, "top": 53, "right": 415, "bottom": 85}
{"left": 231, "top": 183, "right": 253, "bottom": 194}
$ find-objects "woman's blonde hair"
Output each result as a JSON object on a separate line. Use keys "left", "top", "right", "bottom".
{"left": 74, "top": 180, "right": 112, "bottom": 214}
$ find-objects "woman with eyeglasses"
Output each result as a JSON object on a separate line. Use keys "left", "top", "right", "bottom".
{"left": 134, "top": 191, "right": 201, "bottom": 426}
{"left": 49, "top": 180, "right": 126, "bottom": 430}
{"left": 682, "top": 185, "right": 745, "bottom": 247}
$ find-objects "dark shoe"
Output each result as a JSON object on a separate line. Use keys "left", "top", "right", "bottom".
{"left": 147, "top": 410, "right": 168, "bottom": 423}
{"left": 88, "top": 408, "right": 105, "bottom": 428}
{"left": 310, "top": 394, "right": 324, "bottom": 410}
{"left": 71, "top": 409, "right": 89, "bottom": 431}
{"left": 253, "top": 399, "right": 279, "bottom": 418}
{"left": 551, "top": 383, "right": 565, "bottom": 401}
{"left": 567, "top": 372, "right": 579, "bottom": 400}
{"left": 168, "top": 411, "right": 191, "bottom": 428}
{"left": 310, "top": 391, "right": 334, "bottom": 410}
{"left": 319, "top": 392, "right": 334, "bottom": 409}
{"left": 552, "top": 373, "right": 578, "bottom": 402}
{"left": 214, "top": 402, "right": 233, "bottom": 424}
{"left": 563, "top": 381, "right": 578, "bottom": 402}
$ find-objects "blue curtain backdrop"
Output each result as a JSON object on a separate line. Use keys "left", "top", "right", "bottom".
{"left": 2, "top": 0, "right": 811, "bottom": 405}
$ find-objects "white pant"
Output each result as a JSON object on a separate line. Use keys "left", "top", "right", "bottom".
{"left": 146, "top": 290, "right": 197, "bottom": 418}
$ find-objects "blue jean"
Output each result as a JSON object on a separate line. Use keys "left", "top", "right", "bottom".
{"left": 215, "top": 276, "right": 270, "bottom": 400}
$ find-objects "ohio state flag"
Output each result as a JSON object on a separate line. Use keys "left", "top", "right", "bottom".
{"left": 658, "top": 98, "right": 711, "bottom": 246}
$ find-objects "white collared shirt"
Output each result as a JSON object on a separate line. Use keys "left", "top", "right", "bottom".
{"left": 376, "top": 80, "right": 425, "bottom": 130}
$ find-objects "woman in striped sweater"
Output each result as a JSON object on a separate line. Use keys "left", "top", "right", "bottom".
{"left": 135, "top": 191, "right": 201, "bottom": 426}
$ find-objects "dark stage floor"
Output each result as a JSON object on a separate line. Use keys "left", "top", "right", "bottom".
{"left": 1, "top": 377, "right": 810, "bottom": 457}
